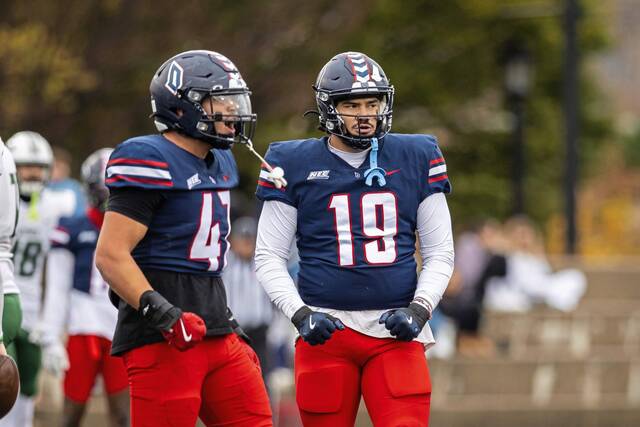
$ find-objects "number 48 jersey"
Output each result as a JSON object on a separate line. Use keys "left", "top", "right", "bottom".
{"left": 256, "top": 134, "right": 451, "bottom": 311}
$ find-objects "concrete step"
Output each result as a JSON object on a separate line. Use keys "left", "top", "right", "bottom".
{"left": 429, "top": 406, "right": 640, "bottom": 427}
{"left": 582, "top": 267, "right": 640, "bottom": 300}
{"left": 482, "top": 309, "right": 640, "bottom": 358}
{"left": 430, "top": 358, "right": 640, "bottom": 408}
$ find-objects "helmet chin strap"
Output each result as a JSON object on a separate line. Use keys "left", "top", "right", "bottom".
{"left": 364, "top": 137, "right": 386, "bottom": 187}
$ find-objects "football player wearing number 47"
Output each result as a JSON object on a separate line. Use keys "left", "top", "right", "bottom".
{"left": 255, "top": 51, "right": 454, "bottom": 427}
{"left": 95, "top": 50, "right": 272, "bottom": 427}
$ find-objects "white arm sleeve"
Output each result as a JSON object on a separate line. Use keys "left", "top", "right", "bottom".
{"left": 39, "top": 248, "right": 74, "bottom": 343}
{"left": 254, "top": 200, "right": 306, "bottom": 320}
{"left": 414, "top": 193, "right": 455, "bottom": 312}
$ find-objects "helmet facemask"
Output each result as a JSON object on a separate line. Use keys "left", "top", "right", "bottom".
{"left": 318, "top": 90, "right": 394, "bottom": 150}
{"left": 191, "top": 91, "right": 257, "bottom": 149}
{"left": 15, "top": 164, "right": 50, "bottom": 200}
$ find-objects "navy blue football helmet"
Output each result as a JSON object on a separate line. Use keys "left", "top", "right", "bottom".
{"left": 313, "top": 52, "right": 394, "bottom": 149}
{"left": 150, "top": 50, "right": 256, "bottom": 149}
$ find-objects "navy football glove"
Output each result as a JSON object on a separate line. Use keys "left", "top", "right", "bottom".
{"left": 379, "top": 302, "right": 430, "bottom": 341}
{"left": 291, "top": 306, "right": 345, "bottom": 345}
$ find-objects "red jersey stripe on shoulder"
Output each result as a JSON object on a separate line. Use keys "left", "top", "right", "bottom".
{"left": 107, "top": 158, "right": 169, "bottom": 168}
{"left": 257, "top": 180, "right": 276, "bottom": 189}
{"left": 429, "top": 157, "right": 445, "bottom": 166}
{"left": 106, "top": 175, "right": 174, "bottom": 187}
{"left": 257, "top": 180, "right": 286, "bottom": 192}
{"left": 428, "top": 174, "right": 448, "bottom": 184}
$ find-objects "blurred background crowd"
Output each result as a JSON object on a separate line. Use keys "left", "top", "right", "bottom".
{"left": 2, "top": 0, "right": 640, "bottom": 426}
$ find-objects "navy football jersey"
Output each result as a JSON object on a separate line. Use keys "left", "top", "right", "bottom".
{"left": 51, "top": 214, "right": 104, "bottom": 295}
{"left": 49, "top": 210, "right": 117, "bottom": 339}
{"left": 105, "top": 134, "right": 239, "bottom": 275}
{"left": 256, "top": 134, "right": 451, "bottom": 311}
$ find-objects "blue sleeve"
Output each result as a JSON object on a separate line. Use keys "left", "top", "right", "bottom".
{"left": 50, "top": 217, "right": 75, "bottom": 251}
{"left": 105, "top": 139, "right": 174, "bottom": 190}
{"left": 421, "top": 136, "right": 452, "bottom": 199}
{"left": 255, "top": 143, "right": 296, "bottom": 207}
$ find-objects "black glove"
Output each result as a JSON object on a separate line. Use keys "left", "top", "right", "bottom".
{"left": 227, "top": 308, "right": 252, "bottom": 344}
{"left": 378, "top": 302, "right": 430, "bottom": 341}
{"left": 139, "top": 290, "right": 206, "bottom": 351}
{"left": 291, "top": 306, "right": 345, "bottom": 345}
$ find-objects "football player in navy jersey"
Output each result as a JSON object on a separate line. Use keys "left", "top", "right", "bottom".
{"left": 37, "top": 148, "right": 129, "bottom": 427}
{"left": 95, "top": 50, "right": 272, "bottom": 427}
{"left": 255, "top": 52, "right": 455, "bottom": 426}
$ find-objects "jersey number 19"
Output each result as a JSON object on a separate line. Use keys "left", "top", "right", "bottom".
{"left": 329, "top": 191, "right": 398, "bottom": 266}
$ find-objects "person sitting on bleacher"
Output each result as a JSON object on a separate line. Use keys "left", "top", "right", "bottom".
{"left": 484, "top": 215, "right": 586, "bottom": 313}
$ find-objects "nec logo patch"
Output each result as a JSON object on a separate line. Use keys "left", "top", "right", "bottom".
{"left": 307, "top": 170, "right": 330, "bottom": 180}
{"left": 187, "top": 173, "right": 201, "bottom": 190}
{"left": 78, "top": 231, "right": 97, "bottom": 243}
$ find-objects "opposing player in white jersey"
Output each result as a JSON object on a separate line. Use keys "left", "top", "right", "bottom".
{"left": 0, "top": 136, "right": 21, "bottom": 418}
{"left": 0, "top": 136, "right": 21, "bottom": 349}
{"left": 39, "top": 148, "right": 128, "bottom": 426}
{"left": 0, "top": 131, "right": 77, "bottom": 427}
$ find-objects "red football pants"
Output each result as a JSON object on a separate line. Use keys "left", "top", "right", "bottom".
{"left": 64, "top": 335, "right": 128, "bottom": 403}
{"left": 123, "top": 333, "right": 272, "bottom": 427}
{"left": 295, "top": 327, "right": 431, "bottom": 427}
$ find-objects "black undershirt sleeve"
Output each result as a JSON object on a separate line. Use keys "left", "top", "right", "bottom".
{"left": 106, "top": 187, "right": 167, "bottom": 226}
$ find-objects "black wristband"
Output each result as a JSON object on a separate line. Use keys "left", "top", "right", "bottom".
{"left": 139, "top": 290, "right": 182, "bottom": 332}
{"left": 408, "top": 302, "right": 430, "bottom": 328}
{"left": 291, "top": 306, "right": 313, "bottom": 329}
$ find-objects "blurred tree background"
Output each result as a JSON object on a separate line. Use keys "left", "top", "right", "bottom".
{"left": 2, "top": 0, "right": 632, "bottom": 252}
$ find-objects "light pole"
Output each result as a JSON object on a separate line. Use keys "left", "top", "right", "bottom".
{"left": 503, "top": 41, "right": 532, "bottom": 216}
{"left": 564, "top": 0, "right": 580, "bottom": 254}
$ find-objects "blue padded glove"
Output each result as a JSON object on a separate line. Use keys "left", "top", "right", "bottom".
{"left": 379, "top": 302, "right": 430, "bottom": 341}
{"left": 291, "top": 306, "right": 345, "bottom": 345}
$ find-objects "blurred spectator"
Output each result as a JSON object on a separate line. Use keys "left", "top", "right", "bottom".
{"left": 223, "top": 216, "right": 274, "bottom": 376}
{"left": 438, "top": 219, "right": 507, "bottom": 357}
{"left": 47, "top": 146, "right": 86, "bottom": 217}
{"left": 484, "top": 215, "right": 587, "bottom": 312}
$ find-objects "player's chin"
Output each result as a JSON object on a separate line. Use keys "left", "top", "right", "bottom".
{"left": 349, "top": 128, "right": 375, "bottom": 138}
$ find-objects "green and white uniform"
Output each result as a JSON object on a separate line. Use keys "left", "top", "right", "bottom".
{"left": 0, "top": 138, "right": 21, "bottom": 346}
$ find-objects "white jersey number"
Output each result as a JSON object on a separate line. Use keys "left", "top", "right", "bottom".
{"left": 189, "top": 191, "right": 230, "bottom": 272}
{"left": 329, "top": 192, "right": 398, "bottom": 266}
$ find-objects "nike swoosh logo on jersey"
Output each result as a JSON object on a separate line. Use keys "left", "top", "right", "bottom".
{"left": 180, "top": 319, "right": 192, "bottom": 342}
{"left": 386, "top": 169, "right": 401, "bottom": 176}
{"left": 309, "top": 316, "right": 316, "bottom": 330}
{"left": 407, "top": 316, "right": 413, "bottom": 324}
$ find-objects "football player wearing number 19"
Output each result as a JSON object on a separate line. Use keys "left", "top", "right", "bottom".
{"left": 95, "top": 50, "right": 272, "bottom": 427}
{"left": 255, "top": 52, "right": 454, "bottom": 427}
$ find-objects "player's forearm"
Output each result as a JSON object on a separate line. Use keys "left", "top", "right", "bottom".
{"left": 40, "top": 249, "right": 74, "bottom": 341}
{"left": 255, "top": 255, "right": 305, "bottom": 319}
{"left": 255, "top": 200, "right": 305, "bottom": 319}
{"left": 414, "top": 193, "right": 455, "bottom": 312}
{"left": 95, "top": 248, "right": 152, "bottom": 310}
